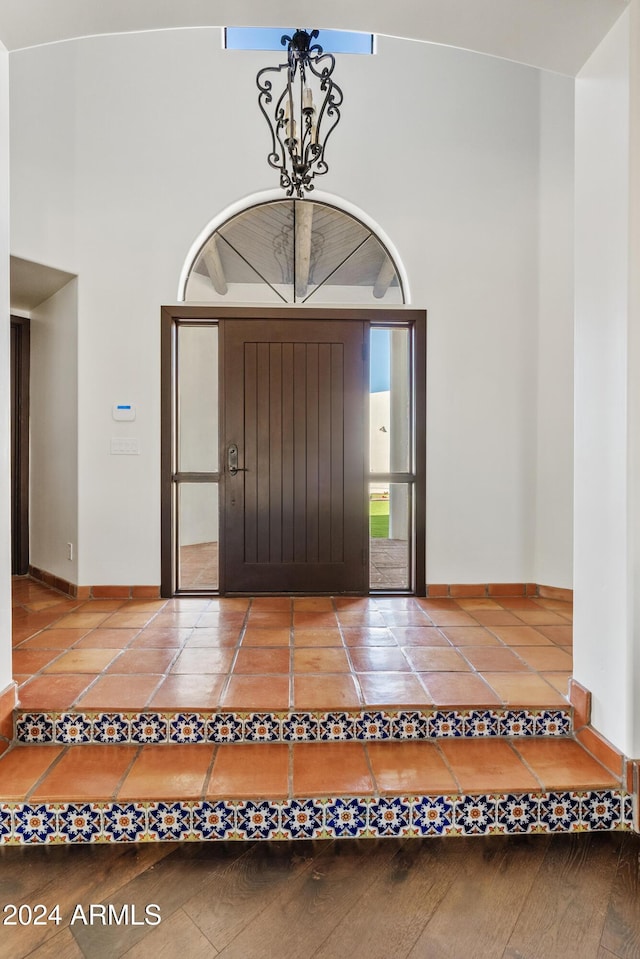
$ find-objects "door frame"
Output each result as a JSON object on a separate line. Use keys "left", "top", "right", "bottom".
{"left": 161, "top": 305, "right": 426, "bottom": 596}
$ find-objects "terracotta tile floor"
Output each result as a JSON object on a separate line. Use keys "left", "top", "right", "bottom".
{"left": 0, "top": 736, "right": 620, "bottom": 804}
{"left": 10, "top": 579, "right": 573, "bottom": 713}
{"left": 4, "top": 579, "right": 629, "bottom": 833}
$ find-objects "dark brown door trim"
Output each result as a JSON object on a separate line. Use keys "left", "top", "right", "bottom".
{"left": 161, "top": 305, "right": 426, "bottom": 597}
{"left": 10, "top": 315, "right": 30, "bottom": 575}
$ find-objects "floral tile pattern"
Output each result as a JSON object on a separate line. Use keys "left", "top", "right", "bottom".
{"left": 0, "top": 788, "right": 632, "bottom": 844}
{"left": 94, "top": 713, "right": 131, "bottom": 743}
{"left": 102, "top": 802, "right": 147, "bottom": 842}
{"left": 169, "top": 714, "right": 206, "bottom": 744}
{"left": 55, "top": 714, "right": 92, "bottom": 744}
{"left": 192, "top": 800, "right": 235, "bottom": 839}
{"left": 58, "top": 803, "right": 102, "bottom": 842}
{"left": 14, "top": 707, "right": 574, "bottom": 745}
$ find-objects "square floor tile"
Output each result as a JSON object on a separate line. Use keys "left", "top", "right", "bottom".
{"left": 118, "top": 744, "right": 215, "bottom": 800}
{"left": 43, "top": 649, "right": 120, "bottom": 674}
{"left": 513, "top": 646, "right": 573, "bottom": 671}
{"left": 0, "top": 745, "right": 65, "bottom": 800}
{"left": 105, "top": 648, "right": 177, "bottom": 674}
{"left": 293, "top": 628, "right": 344, "bottom": 647}
{"left": 342, "top": 627, "right": 397, "bottom": 647}
{"left": 439, "top": 739, "right": 539, "bottom": 792}
{"left": 460, "top": 647, "right": 529, "bottom": 672}
{"left": 488, "top": 626, "right": 553, "bottom": 646}
{"left": 171, "top": 648, "right": 235, "bottom": 674}
{"left": 515, "top": 739, "right": 619, "bottom": 789}
{"left": 404, "top": 647, "right": 471, "bottom": 672}
{"left": 293, "top": 674, "right": 361, "bottom": 710}
{"left": 242, "top": 628, "right": 291, "bottom": 647}
{"left": 357, "top": 672, "right": 432, "bottom": 706}
{"left": 18, "top": 675, "right": 97, "bottom": 711}
{"left": 147, "top": 674, "right": 226, "bottom": 710}
{"left": 293, "top": 742, "right": 373, "bottom": 795}
{"left": 293, "top": 648, "right": 351, "bottom": 673}
{"left": 367, "top": 742, "right": 457, "bottom": 793}
{"left": 389, "top": 627, "right": 449, "bottom": 647}
{"left": 419, "top": 672, "right": 500, "bottom": 706}
{"left": 438, "top": 626, "right": 501, "bottom": 646}
{"left": 234, "top": 648, "right": 291, "bottom": 674}
{"left": 482, "top": 673, "right": 567, "bottom": 706}
{"left": 75, "top": 675, "right": 163, "bottom": 710}
{"left": 348, "top": 647, "right": 411, "bottom": 672}
{"left": 207, "top": 743, "right": 289, "bottom": 798}
{"left": 221, "top": 675, "right": 290, "bottom": 710}
{"left": 30, "top": 745, "right": 137, "bottom": 801}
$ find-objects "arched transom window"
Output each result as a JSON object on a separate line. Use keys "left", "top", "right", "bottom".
{"left": 183, "top": 199, "right": 404, "bottom": 305}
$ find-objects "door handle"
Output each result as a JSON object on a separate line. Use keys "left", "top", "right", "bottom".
{"left": 227, "top": 444, "right": 247, "bottom": 475}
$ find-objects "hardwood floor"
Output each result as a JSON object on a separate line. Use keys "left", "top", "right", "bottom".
{"left": 1, "top": 833, "right": 639, "bottom": 959}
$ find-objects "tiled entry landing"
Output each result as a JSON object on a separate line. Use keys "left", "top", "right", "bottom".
{"left": 12, "top": 580, "right": 573, "bottom": 716}
{"left": 3, "top": 577, "right": 633, "bottom": 843}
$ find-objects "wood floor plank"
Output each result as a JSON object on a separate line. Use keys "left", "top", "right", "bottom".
{"left": 503, "top": 833, "right": 622, "bottom": 959}
{"left": 312, "top": 839, "right": 467, "bottom": 959}
{"left": 69, "top": 841, "right": 253, "bottom": 958}
{"left": 211, "top": 839, "right": 402, "bottom": 959}
{"left": 0, "top": 844, "right": 172, "bottom": 959}
{"left": 600, "top": 832, "right": 640, "bottom": 958}
{"left": 404, "top": 836, "right": 549, "bottom": 959}
{"left": 16, "top": 927, "right": 85, "bottom": 959}
{"left": 120, "top": 908, "right": 219, "bottom": 959}
{"left": 182, "top": 840, "right": 336, "bottom": 952}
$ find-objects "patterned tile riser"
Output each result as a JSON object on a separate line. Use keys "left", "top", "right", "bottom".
{"left": 0, "top": 791, "right": 632, "bottom": 844}
{"left": 14, "top": 708, "right": 573, "bottom": 745}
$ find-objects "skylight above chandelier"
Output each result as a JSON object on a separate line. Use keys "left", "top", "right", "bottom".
{"left": 256, "top": 29, "right": 343, "bottom": 198}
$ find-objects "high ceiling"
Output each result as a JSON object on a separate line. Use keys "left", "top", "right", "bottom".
{"left": 0, "top": 0, "right": 629, "bottom": 76}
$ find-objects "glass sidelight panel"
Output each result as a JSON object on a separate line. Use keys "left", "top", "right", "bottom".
{"left": 369, "top": 327, "right": 411, "bottom": 473}
{"left": 178, "top": 325, "right": 218, "bottom": 472}
{"left": 369, "top": 483, "right": 411, "bottom": 590}
{"left": 177, "top": 483, "right": 219, "bottom": 590}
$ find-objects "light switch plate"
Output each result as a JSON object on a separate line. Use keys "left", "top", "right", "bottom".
{"left": 110, "top": 437, "right": 140, "bottom": 455}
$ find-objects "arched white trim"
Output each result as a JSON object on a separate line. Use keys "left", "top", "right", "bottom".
{"left": 177, "top": 188, "right": 411, "bottom": 304}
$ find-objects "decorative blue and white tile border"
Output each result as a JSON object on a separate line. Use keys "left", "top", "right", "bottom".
{"left": 0, "top": 789, "right": 632, "bottom": 844}
{"left": 14, "top": 707, "right": 574, "bottom": 745}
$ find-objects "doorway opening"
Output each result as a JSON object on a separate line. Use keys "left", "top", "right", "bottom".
{"left": 161, "top": 306, "right": 425, "bottom": 597}
{"left": 10, "top": 315, "right": 30, "bottom": 575}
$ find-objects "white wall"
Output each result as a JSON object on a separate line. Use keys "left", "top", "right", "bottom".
{"left": 8, "top": 29, "right": 575, "bottom": 588}
{"left": 573, "top": 6, "right": 639, "bottom": 755}
{"left": 535, "top": 72, "right": 575, "bottom": 589}
{"left": 0, "top": 42, "right": 11, "bottom": 695}
{"left": 29, "top": 279, "right": 79, "bottom": 580}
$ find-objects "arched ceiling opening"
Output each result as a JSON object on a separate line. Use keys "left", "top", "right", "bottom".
{"left": 0, "top": 0, "right": 629, "bottom": 76}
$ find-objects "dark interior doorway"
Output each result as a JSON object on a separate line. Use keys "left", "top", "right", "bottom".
{"left": 10, "top": 315, "right": 30, "bottom": 575}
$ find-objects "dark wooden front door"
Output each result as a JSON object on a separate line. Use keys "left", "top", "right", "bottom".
{"left": 222, "top": 318, "right": 367, "bottom": 593}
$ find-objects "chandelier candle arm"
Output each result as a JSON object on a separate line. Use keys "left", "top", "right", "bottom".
{"left": 256, "top": 28, "right": 343, "bottom": 198}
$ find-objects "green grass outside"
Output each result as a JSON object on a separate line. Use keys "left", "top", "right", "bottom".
{"left": 369, "top": 498, "right": 389, "bottom": 538}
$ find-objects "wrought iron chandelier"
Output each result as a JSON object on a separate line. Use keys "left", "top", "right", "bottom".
{"left": 256, "top": 29, "right": 343, "bottom": 198}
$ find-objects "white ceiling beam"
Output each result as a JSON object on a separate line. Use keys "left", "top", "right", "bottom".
{"left": 294, "top": 201, "right": 314, "bottom": 300}
{"left": 202, "top": 236, "right": 228, "bottom": 296}
{"left": 373, "top": 257, "right": 396, "bottom": 299}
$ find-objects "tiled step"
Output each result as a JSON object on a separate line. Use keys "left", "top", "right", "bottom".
{"left": 14, "top": 705, "right": 574, "bottom": 745}
{"left": 0, "top": 737, "right": 631, "bottom": 843}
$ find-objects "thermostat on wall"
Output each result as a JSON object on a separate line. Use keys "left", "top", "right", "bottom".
{"left": 112, "top": 404, "right": 136, "bottom": 421}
